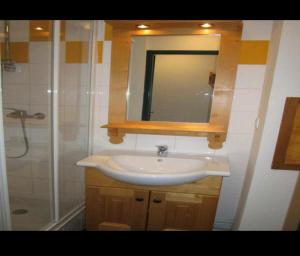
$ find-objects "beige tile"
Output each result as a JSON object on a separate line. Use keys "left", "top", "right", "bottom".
{"left": 65, "top": 41, "right": 88, "bottom": 63}
{"left": 30, "top": 20, "right": 52, "bottom": 41}
{"left": 1, "top": 42, "right": 29, "bottom": 63}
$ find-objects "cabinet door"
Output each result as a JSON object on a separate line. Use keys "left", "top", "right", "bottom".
{"left": 147, "top": 191, "right": 218, "bottom": 231}
{"left": 86, "top": 186, "right": 149, "bottom": 231}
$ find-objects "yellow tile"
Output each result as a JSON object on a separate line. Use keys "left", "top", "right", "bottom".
{"left": 65, "top": 41, "right": 88, "bottom": 63}
{"left": 104, "top": 23, "right": 112, "bottom": 41}
{"left": 239, "top": 40, "right": 269, "bottom": 64}
{"left": 30, "top": 20, "right": 52, "bottom": 41}
{"left": 97, "top": 41, "right": 103, "bottom": 63}
{"left": 1, "top": 42, "right": 28, "bottom": 63}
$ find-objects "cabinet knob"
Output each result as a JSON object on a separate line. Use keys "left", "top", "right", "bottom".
{"left": 153, "top": 199, "right": 162, "bottom": 203}
{"left": 135, "top": 197, "right": 144, "bottom": 202}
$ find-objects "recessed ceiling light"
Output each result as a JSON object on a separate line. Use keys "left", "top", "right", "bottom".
{"left": 201, "top": 23, "right": 212, "bottom": 28}
{"left": 136, "top": 24, "right": 150, "bottom": 29}
{"left": 35, "top": 27, "right": 43, "bottom": 31}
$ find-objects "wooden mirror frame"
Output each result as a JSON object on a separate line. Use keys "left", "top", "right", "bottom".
{"left": 101, "top": 20, "right": 243, "bottom": 149}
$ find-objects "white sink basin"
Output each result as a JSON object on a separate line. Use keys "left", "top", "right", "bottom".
{"left": 77, "top": 151, "right": 230, "bottom": 186}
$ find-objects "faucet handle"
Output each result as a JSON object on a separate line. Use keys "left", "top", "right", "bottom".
{"left": 156, "top": 145, "right": 168, "bottom": 151}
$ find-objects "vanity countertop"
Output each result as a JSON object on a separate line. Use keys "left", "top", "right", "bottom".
{"left": 77, "top": 150, "right": 230, "bottom": 186}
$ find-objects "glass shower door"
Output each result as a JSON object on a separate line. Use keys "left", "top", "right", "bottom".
{"left": 58, "top": 20, "right": 92, "bottom": 217}
{"left": 0, "top": 20, "right": 54, "bottom": 230}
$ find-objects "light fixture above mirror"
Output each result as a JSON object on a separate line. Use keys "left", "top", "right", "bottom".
{"left": 201, "top": 23, "right": 213, "bottom": 28}
{"left": 136, "top": 24, "right": 150, "bottom": 29}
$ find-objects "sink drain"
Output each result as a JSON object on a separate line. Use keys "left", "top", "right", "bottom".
{"left": 12, "top": 209, "right": 28, "bottom": 215}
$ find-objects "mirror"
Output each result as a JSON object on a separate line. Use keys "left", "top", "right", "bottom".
{"left": 126, "top": 35, "right": 221, "bottom": 123}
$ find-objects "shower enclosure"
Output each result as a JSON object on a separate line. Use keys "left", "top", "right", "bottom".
{"left": 0, "top": 20, "right": 95, "bottom": 230}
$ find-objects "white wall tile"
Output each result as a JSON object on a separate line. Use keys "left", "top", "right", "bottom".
{"left": 97, "top": 105, "right": 109, "bottom": 126}
{"left": 136, "top": 134, "right": 176, "bottom": 152}
{"left": 30, "top": 85, "right": 50, "bottom": 105}
{"left": 96, "top": 20, "right": 104, "bottom": 41}
{"left": 9, "top": 20, "right": 29, "bottom": 42}
{"left": 31, "top": 161, "right": 50, "bottom": 179}
{"left": 174, "top": 136, "right": 215, "bottom": 155}
{"left": 95, "top": 63, "right": 111, "bottom": 85}
{"left": 100, "top": 134, "right": 137, "bottom": 151}
{"left": 63, "top": 64, "right": 82, "bottom": 86}
{"left": 235, "top": 65, "right": 266, "bottom": 89}
{"left": 231, "top": 89, "right": 262, "bottom": 112}
{"left": 30, "top": 145, "right": 49, "bottom": 163}
{"left": 3, "top": 64, "right": 29, "bottom": 84}
{"left": 29, "top": 127, "right": 49, "bottom": 144}
{"left": 228, "top": 111, "right": 257, "bottom": 134}
{"left": 32, "top": 178, "right": 51, "bottom": 197}
{"left": 60, "top": 42, "right": 65, "bottom": 63}
{"left": 103, "top": 41, "right": 112, "bottom": 64}
{"left": 8, "top": 177, "right": 33, "bottom": 195}
{"left": 225, "top": 133, "right": 254, "bottom": 156}
{"left": 94, "top": 84, "right": 109, "bottom": 107}
{"left": 65, "top": 20, "right": 91, "bottom": 41}
{"left": 63, "top": 83, "right": 88, "bottom": 106}
{"left": 29, "top": 42, "right": 51, "bottom": 64}
{"left": 242, "top": 20, "right": 273, "bottom": 40}
{"left": 6, "top": 159, "right": 32, "bottom": 178}
{"left": 29, "top": 63, "right": 51, "bottom": 85}
{"left": 2, "top": 83, "right": 30, "bottom": 105}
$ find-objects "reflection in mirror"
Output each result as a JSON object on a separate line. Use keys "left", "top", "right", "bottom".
{"left": 126, "top": 35, "right": 220, "bottom": 123}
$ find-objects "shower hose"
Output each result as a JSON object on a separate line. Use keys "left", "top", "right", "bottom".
{"left": 4, "top": 108, "right": 29, "bottom": 159}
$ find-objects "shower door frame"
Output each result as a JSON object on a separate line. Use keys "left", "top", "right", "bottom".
{"left": 0, "top": 20, "right": 96, "bottom": 230}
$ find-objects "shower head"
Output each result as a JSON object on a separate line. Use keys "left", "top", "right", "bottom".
{"left": 1, "top": 59, "right": 17, "bottom": 72}
{"left": 1, "top": 20, "right": 17, "bottom": 72}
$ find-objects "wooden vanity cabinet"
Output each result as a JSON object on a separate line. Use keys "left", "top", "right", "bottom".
{"left": 147, "top": 191, "right": 218, "bottom": 231}
{"left": 85, "top": 168, "right": 222, "bottom": 231}
{"left": 86, "top": 187, "right": 149, "bottom": 231}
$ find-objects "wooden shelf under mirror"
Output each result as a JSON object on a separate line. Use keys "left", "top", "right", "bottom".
{"left": 101, "top": 20, "right": 242, "bottom": 149}
{"left": 102, "top": 122, "right": 226, "bottom": 149}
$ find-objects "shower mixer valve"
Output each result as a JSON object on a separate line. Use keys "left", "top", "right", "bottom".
{"left": 5, "top": 109, "right": 46, "bottom": 120}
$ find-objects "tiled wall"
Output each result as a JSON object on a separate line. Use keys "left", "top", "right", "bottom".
{"left": 92, "top": 20, "right": 273, "bottom": 230}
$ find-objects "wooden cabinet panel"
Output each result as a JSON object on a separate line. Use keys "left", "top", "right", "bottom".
{"left": 272, "top": 97, "right": 300, "bottom": 170}
{"left": 85, "top": 168, "right": 221, "bottom": 231}
{"left": 147, "top": 191, "right": 218, "bottom": 231}
{"left": 86, "top": 186, "right": 149, "bottom": 231}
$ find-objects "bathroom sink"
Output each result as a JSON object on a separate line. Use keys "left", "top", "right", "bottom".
{"left": 77, "top": 151, "right": 230, "bottom": 186}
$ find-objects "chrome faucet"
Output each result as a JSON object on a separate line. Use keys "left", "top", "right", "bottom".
{"left": 156, "top": 145, "right": 168, "bottom": 157}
